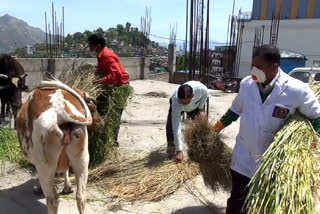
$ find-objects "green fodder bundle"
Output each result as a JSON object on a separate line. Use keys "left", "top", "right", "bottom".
{"left": 183, "top": 118, "right": 233, "bottom": 192}
{"left": 89, "top": 84, "right": 133, "bottom": 168}
{"left": 246, "top": 82, "right": 320, "bottom": 214}
{"left": 0, "top": 128, "right": 28, "bottom": 167}
{"left": 245, "top": 113, "right": 320, "bottom": 214}
{"left": 88, "top": 151, "right": 199, "bottom": 202}
{"left": 59, "top": 61, "right": 133, "bottom": 167}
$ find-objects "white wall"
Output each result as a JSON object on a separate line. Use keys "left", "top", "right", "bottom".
{"left": 17, "top": 57, "right": 150, "bottom": 89}
{"left": 238, "top": 18, "right": 320, "bottom": 78}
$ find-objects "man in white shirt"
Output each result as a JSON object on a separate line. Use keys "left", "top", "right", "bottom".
{"left": 166, "top": 81, "right": 208, "bottom": 162}
{"left": 212, "top": 45, "right": 320, "bottom": 214}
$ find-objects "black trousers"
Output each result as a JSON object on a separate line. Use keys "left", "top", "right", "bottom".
{"left": 166, "top": 98, "right": 204, "bottom": 148}
{"left": 114, "top": 109, "right": 124, "bottom": 143}
{"left": 226, "top": 169, "right": 251, "bottom": 214}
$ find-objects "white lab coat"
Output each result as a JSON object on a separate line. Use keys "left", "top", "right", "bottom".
{"left": 230, "top": 69, "right": 320, "bottom": 178}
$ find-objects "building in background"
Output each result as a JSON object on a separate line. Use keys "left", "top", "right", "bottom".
{"left": 209, "top": 50, "right": 224, "bottom": 74}
{"left": 236, "top": 0, "right": 320, "bottom": 78}
{"left": 24, "top": 45, "right": 35, "bottom": 55}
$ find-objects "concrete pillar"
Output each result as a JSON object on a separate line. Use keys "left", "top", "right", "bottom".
{"left": 140, "top": 57, "right": 146, "bottom": 80}
{"left": 46, "top": 58, "right": 55, "bottom": 79}
{"left": 168, "top": 44, "right": 176, "bottom": 83}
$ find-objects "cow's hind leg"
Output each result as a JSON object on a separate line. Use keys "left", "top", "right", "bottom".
{"left": 35, "top": 125, "right": 64, "bottom": 214}
{"left": 67, "top": 126, "right": 89, "bottom": 214}
{"left": 69, "top": 152, "right": 89, "bottom": 214}
{"left": 62, "top": 170, "right": 74, "bottom": 194}
{"left": 36, "top": 164, "right": 59, "bottom": 214}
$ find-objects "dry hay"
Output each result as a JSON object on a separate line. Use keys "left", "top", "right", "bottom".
{"left": 58, "top": 60, "right": 133, "bottom": 167}
{"left": 88, "top": 149, "right": 200, "bottom": 202}
{"left": 59, "top": 61, "right": 103, "bottom": 99}
{"left": 184, "top": 118, "right": 232, "bottom": 192}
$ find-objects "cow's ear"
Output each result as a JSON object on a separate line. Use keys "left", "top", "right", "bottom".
{"left": 12, "top": 77, "right": 19, "bottom": 88}
{"left": 21, "top": 73, "right": 28, "bottom": 78}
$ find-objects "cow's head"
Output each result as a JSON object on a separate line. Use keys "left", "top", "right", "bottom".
{"left": 0, "top": 73, "right": 28, "bottom": 114}
{"left": 74, "top": 88, "right": 104, "bottom": 131}
{"left": 17, "top": 74, "right": 29, "bottom": 92}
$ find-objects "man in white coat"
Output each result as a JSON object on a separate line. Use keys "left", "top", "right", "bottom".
{"left": 212, "top": 45, "right": 320, "bottom": 214}
{"left": 166, "top": 81, "right": 208, "bottom": 162}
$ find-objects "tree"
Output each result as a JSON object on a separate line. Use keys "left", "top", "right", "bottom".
{"left": 65, "top": 34, "right": 73, "bottom": 46}
{"left": 14, "top": 48, "right": 28, "bottom": 58}
{"left": 105, "top": 28, "right": 118, "bottom": 43}
{"left": 116, "top": 24, "right": 125, "bottom": 38}
{"left": 73, "top": 32, "right": 85, "bottom": 43}
{"left": 119, "top": 35, "right": 128, "bottom": 44}
{"left": 83, "top": 30, "right": 92, "bottom": 39}
{"left": 176, "top": 55, "right": 187, "bottom": 71}
{"left": 94, "top": 28, "right": 104, "bottom": 36}
{"left": 125, "top": 22, "right": 131, "bottom": 33}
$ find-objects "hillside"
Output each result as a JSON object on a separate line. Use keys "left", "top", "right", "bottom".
{"left": 0, "top": 14, "right": 45, "bottom": 53}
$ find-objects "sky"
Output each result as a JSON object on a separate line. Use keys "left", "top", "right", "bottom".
{"left": 1, "top": 0, "right": 253, "bottom": 47}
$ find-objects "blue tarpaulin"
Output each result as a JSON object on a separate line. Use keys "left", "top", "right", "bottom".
{"left": 280, "top": 50, "right": 306, "bottom": 73}
{"left": 267, "top": 0, "right": 276, "bottom": 19}
{"left": 252, "top": 0, "right": 262, "bottom": 19}
{"left": 298, "top": 0, "right": 308, "bottom": 18}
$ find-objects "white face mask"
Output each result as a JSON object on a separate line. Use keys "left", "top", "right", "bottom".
{"left": 251, "top": 67, "right": 266, "bottom": 83}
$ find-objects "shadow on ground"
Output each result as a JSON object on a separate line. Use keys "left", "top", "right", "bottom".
{"left": 0, "top": 178, "right": 47, "bottom": 214}
{"left": 172, "top": 204, "right": 224, "bottom": 214}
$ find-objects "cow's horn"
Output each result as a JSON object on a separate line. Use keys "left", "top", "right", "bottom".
{"left": 0, "top": 74, "right": 8, "bottom": 79}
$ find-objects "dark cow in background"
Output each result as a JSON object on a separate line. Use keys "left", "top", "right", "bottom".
{"left": 0, "top": 54, "right": 29, "bottom": 119}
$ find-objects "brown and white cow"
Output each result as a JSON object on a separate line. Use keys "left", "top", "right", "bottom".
{"left": 16, "top": 80, "right": 103, "bottom": 214}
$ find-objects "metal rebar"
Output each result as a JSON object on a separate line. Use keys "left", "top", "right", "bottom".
{"left": 189, "top": 0, "right": 194, "bottom": 80}
{"left": 52, "top": 1, "right": 54, "bottom": 58}
{"left": 45, "top": 12, "right": 48, "bottom": 55}
{"left": 185, "top": 0, "right": 189, "bottom": 82}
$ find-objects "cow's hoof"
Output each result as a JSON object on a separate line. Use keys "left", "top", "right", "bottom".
{"left": 33, "top": 185, "right": 43, "bottom": 195}
{"left": 62, "top": 186, "right": 74, "bottom": 195}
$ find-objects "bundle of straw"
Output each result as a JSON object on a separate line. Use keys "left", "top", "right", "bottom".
{"left": 246, "top": 82, "right": 320, "bottom": 214}
{"left": 88, "top": 150, "right": 199, "bottom": 202}
{"left": 184, "top": 118, "right": 233, "bottom": 191}
{"left": 59, "top": 61, "right": 103, "bottom": 99}
{"left": 59, "top": 60, "right": 133, "bottom": 167}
